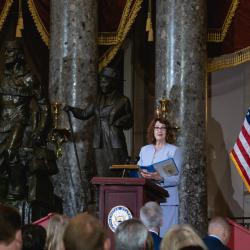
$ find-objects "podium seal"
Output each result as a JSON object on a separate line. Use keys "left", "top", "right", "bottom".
{"left": 107, "top": 205, "right": 133, "bottom": 232}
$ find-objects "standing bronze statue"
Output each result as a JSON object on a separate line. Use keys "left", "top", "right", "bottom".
{"left": 0, "top": 40, "right": 61, "bottom": 220}
{"left": 64, "top": 67, "right": 133, "bottom": 177}
{"left": 0, "top": 40, "right": 49, "bottom": 200}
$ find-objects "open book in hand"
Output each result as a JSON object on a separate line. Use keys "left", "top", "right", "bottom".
{"left": 139, "top": 158, "right": 179, "bottom": 177}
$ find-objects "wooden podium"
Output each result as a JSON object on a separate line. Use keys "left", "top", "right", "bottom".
{"left": 91, "top": 177, "right": 168, "bottom": 247}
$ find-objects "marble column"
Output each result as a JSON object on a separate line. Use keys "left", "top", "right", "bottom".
{"left": 156, "top": 0, "right": 207, "bottom": 235}
{"left": 49, "top": 0, "right": 97, "bottom": 216}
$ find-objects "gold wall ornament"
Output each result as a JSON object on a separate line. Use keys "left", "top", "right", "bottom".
{"left": 49, "top": 102, "right": 70, "bottom": 158}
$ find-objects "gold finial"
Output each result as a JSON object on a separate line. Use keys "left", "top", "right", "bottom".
{"left": 157, "top": 96, "right": 170, "bottom": 120}
{"left": 154, "top": 93, "right": 180, "bottom": 142}
{"left": 49, "top": 102, "right": 70, "bottom": 158}
{"left": 51, "top": 102, "right": 61, "bottom": 129}
{"left": 155, "top": 105, "right": 161, "bottom": 118}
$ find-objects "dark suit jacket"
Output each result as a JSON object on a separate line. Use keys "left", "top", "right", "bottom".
{"left": 203, "top": 235, "right": 231, "bottom": 250}
{"left": 150, "top": 231, "right": 162, "bottom": 250}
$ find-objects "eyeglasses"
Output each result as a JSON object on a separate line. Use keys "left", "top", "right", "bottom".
{"left": 154, "top": 127, "right": 166, "bottom": 131}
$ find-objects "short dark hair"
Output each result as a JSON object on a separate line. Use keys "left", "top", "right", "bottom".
{"left": 147, "top": 117, "right": 174, "bottom": 144}
{"left": 63, "top": 212, "right": 107, "bottom": 250}
{"left": 22, "top": 224, "right": 46, "bottom": 250}
{"left": 0, "top": 204, "right": 21, "bottom": 245}
{"left": 180, "top": 247, "right": 206, "bottom": 250}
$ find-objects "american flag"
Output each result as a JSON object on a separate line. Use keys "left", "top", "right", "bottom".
{"left": 230, "top": 108, "right": 250, "bottom": 191}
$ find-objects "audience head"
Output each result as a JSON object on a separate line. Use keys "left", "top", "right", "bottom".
{"left": 179, "top": 247, "right": 206, "bottom": 250}
{"left": 208, "top": 216, "right": 231, "bottom": 245}
{"left": 22, "top": 224, "right": 46, "bottom": 250}
{"left": 161, "top": 224, "right": 207, "bottom": 250}
{"left": 0, "top": 204, "right": 22, "bottom": 250}
{"left": 46, "top": 213, "right": 69, "bottom": 250}
{"left": 140, "top": 201, "right": 163, "bottom": 232}
{"left": 115, "top": 218, "right": 149, "bottom": 250}
{"left": 63, "top": 212, "right": 110, "bottom": 250}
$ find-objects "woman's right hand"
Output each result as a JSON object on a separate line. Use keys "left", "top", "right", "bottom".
{"left": 140, "top": 170, "right": 162, "bottom": 181}
{"left": 140, "top": 170, "right": 152, "bottom": 179}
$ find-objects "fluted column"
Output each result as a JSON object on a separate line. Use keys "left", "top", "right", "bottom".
{"left": 156, "top": 0, "right": 207, "bottom": 235}
{"left": 49, "top": 0, "right": 97, "bottom": 216}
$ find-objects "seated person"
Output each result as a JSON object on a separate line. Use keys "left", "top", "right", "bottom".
{"left": 115, "top": 218, "right": 149, "bottom": 250}
{"left": 45, "top": 213, "right": 69, "bottom": 250}
{"left": 161, "top": 224, "right": 207, "bottom": 250}
{"left": 0, "top": 204, "right": 22, "bottom": 250}
{"left": 63, "top": 212, "right": 111, "bottom": 250}
{"left": 22, "top": 224, "right": 46, "bottom": 250}
{"left": 140, "top": 201, "right": 163, "bottom": 250}
{"left": 203, "top": 216, "right": 231, "bottom": 250}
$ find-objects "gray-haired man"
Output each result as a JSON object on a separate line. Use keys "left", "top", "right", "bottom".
{"left": 140, "top": 201, "right": 163, "bottom": 250}
{"left": 115, "top": 219, "right": 149, "bottom": 250}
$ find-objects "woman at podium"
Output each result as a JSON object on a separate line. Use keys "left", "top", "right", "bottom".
{"left": 137, "top": 117, "right": 183, "bottom": 236}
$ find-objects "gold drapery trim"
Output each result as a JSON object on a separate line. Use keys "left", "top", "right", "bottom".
{"left": 146, "top": 0, "right": 153, "bottom": 41}
{"left": 0, "top": 0, "right": 13, "bottom": 32}
{"left": 98, "top": 0, "right": 143, "bottom": 71}
{"left": 98, "top": 0, "right": 133, "bottom": 45}
{"left": 27, "top": 0, "right": 49, "bottom": 47}
{"left": 98, "top": 0, "right": 142, "bottom": 45}
{"left": 208, "top": 46, "right": 250, "bottom": 72}
{"left": 25, "top": 0, "right": 142, "bottom": 71}
{"left": 16, "top": 0, "right": 24, "bottom": 37}
{"left": 208, "top": 0, "right": 239, "bottom": 42}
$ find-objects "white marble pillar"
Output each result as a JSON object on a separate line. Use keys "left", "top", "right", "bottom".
{"left": 156, "top": 0, "right": 207, "bottom": 234}
{"left": 49, "top": 0, "right": 97, "bottom": 216}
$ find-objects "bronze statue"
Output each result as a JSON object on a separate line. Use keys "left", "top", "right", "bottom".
{"left": 64, "top": 67, "right": 133, "bottom": 177}
{"left": 0, "top": 40, "right": 61, "bottom": 220}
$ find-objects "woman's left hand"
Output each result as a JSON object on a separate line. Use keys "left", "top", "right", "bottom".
{"left": 140, "top": 170, "right": 162, "bottom": 181}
